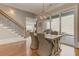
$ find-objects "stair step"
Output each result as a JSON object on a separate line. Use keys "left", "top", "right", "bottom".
{"left": 0, "top": 23, "right": 24, "bottom": 38}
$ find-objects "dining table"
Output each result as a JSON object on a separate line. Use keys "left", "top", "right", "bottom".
{"left": 33, "top": 32, "right": 62, "bottom": 55}
{"left": 45, "top": 34, "right": 62, "bottom": 55}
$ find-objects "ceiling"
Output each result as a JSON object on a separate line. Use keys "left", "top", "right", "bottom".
{"left": 3, "top": 3, "right": 65, "bottom": 15}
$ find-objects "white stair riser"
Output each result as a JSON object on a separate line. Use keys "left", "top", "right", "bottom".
{"left": 0, "top": 23, "right": 24, "bottom": 38}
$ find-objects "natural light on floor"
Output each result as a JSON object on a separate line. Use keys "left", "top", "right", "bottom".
{"left": 60, "top": 44, "right": 75, "bottom": 56}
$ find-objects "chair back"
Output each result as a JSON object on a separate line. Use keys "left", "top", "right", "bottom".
{"left": 30, "top": 32, "right": 38, "bottom": 49}
{"left": 37, "top": 33, "right": 52, "bottom": 56}
{"left": 51, "top": 31, "right": 58, "bottom": 35}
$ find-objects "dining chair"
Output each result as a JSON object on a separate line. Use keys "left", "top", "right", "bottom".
{"left": 51, "top": 31, "right": 58, "bottom": 35}
{"left": 30, "top": 32, "right": 39, "bottom": 49}
{"left": 44, "top": 29, "right": 51, "bottom": 34}
{"left": 37, "top": 33, "right": 53, "bottom": 56}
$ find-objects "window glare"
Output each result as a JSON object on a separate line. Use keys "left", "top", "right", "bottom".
{"left": 51, "top": 17, "right": 59, "bottom": 32}
{"left": 26, "top": 17, "right": 36, "bottom": 32}
{"left": 61, "top": 14, "right": 74, "bottom": 35}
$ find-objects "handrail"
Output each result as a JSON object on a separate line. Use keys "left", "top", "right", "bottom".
{"left": 0, "top": 9, "right": 24, "bottom": 30}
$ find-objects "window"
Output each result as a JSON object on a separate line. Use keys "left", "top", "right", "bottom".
{"left": 61, "top": 11, "right": 74, "bottom": 35}
{"left": 26, "top": 17, "right": 36, "bottom": 32}
{"left": 51, "top": 15, "right": 60, "bottom": 33}
{"left": 44, "top": 15, "right": 60, "bottom": 33}
{"left": 44, "top": 10, "right": 74, "bottom": 46}
{"left": 44, "top": 20, "right": 50, "bottom": 30}
{"left": 44, "top": 11, "right": 74, "bottom": 35}
{"left": 60, "top": 11, "right": 75, "bottom": 46}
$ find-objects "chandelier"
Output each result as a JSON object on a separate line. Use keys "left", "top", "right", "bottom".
{"left": 39, "top": 3, "right": 53, "bottom": 20}
{"left": 39, "top": 3, "right": 47, "bottom": 20}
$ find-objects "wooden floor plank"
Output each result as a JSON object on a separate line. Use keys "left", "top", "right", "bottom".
{"left": 75, "top": 48, "right": 79, "bottom": 56}
{"left": 0, "top": 40, "right": 26, "bottom": 56}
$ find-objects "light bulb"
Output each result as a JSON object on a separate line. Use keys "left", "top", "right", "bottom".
{"left": 9, "top": 9, "right": 15, "bottom": 15}
{"left": 40, "top": 16, "right": 43, "bottom": 19}
{"left": 43, "top": 16, "right": 47, "bottom": 19}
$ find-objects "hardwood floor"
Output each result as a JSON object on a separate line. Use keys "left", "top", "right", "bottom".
{"left": 31, "top": 49, "right": 39, "bottom": 56}
{"left": 31, "top": 44, "right": 79, "bottom": 56}
{"left": 60, "top": 44, "right": 75, "bottom": 56}
{"left": 74, "top": 48, "right": 79, "bottom": 56}
{"left": 0, "top": 40, "right": 26, "bottom": 56}
{"left": 0, "top": 40, "right": 79, "bottom": 56}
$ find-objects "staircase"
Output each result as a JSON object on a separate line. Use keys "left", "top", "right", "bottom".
{"left": 0, "top": 9, "right": 26, "bottom": 39}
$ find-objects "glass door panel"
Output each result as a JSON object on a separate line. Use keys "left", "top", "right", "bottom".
{"left": 60, "top": 11, "right": 75, "bottom": 46}
{"left": 26, "top": 17, "right": 37, "bottom": 32}
{"left": 51, "top": 15, "right": 60, "bottom": 34}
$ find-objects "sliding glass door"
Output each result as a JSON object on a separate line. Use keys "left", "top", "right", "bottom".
{"left": 51, "top": 15, "right": 60, "bottom": 34}
{"left": 43, "top": 15, "right": 60, "bottom": 34}
{"left": 60, "top": 11, "right": 75, "bottom": 46}
{"left": 44, "top": 19, "right": 50, "bottom": 30}
{"left": 26, "top": 17, "right": 37, "bottom": 32}
{"left": 44, "top": 10, "right": 75, "bottom": 47}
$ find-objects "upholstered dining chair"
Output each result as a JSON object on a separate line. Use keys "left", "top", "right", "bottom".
{"left": 37, "top": 33, "right": 53, "bottom": 56}
{"left": 30, "top": 32, "right": 39, "bottom": 49}
{"left": 51, "top": 31, "right": 58, "bottom": 35}
{"left": 44, "top": 29, "right": 51, "bottom": 34}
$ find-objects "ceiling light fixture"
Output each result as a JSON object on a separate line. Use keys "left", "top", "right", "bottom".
{"left": 9, "top": 9, "right": 15, "bottom": 15}
{"left": 39, "top": 3, "right": 47, "bottom": 20}
{"left": 39, "top": 3, "right": 53, "bottom": 20}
